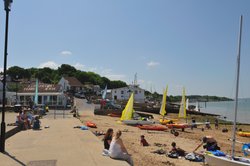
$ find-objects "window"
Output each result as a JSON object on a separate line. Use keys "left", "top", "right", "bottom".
{"left": 135, "top": 90, "right": 138, "bottom": 94}
{"left": 121, "top": 90, "right": 124, "bottom": 94}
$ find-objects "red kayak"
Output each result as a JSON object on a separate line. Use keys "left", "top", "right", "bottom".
{"left": 108, "top": 113, "right": 121, "bottom": 117}
{"left": 86, "top": 121, "right": 97, "bottom": 128}
{"left": 166, "top": 123, "right": 189, "bottom": 129}
{"left": 137, "top": 125, "right": 168, "bottom": 131}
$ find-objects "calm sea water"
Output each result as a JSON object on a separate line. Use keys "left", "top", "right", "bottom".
{"left": 197, "top": 98, "right": 250, "bottom": 124}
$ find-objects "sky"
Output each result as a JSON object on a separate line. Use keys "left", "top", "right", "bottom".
{"left": 0, "top": 0, "right": 250, "bottom": 98}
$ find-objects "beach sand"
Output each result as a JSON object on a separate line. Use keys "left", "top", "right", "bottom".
{"left": 77, "top": 99, "right": 250, "bottom": 166}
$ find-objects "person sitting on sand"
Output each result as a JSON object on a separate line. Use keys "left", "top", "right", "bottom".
{"left": 32, "top": 116, "right": 41, "bottom": 130}
{"left": 21, "top": 109, "right": 31, "bottom": 129}
{"left": 194, "top": 136, "right": 220, "bottom": 152}
{"left": 170, "top": 142, "right": 185, "bottom": 156}
{"left": 109, "top": 130, "right": 134, "bottom": 166}
{"left": 140, "top": 135, "right": 149, "bottom": 146}
{"left": 103, "top": 128, "right": 113, "bottom": 150}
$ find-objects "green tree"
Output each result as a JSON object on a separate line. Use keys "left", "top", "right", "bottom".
{"left": 58, "top": 64, "right": 77, "bottom": 77}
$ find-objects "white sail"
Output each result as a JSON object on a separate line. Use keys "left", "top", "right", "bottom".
{"left": 186, "top": 98, "right": 189, "bottom": 111}
{"left": 178, "top": 87, "right": 186, "bottom": 119}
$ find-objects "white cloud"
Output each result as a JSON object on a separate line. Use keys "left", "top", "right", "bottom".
{"left": 147, "top": 61, "right": 160, "bottom": 67}
{"left": 60, "top": 50, "right": 72, "bottom": 56}
{"left": 138, "top": 79, "right": 145, "bottom": 84}
{"left": 74, "top": 63, "right": 85, "bottom": 70}
{"left": 38, "top": 61, "right": 59, "bottom": 69}
{"left": 103, "top": 74, "right": 126, "bottom": 81}
{"left": 0, "top": 67, "right": 3, "bottom": 72}
{"left": 88, "top": 67, "right": 98, "bottom": 72}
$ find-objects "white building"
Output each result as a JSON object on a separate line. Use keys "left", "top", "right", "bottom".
{"left": 58, "top": 77, "right": 83, "bottom": 93}
{"left": 111, "top": 85, "right": 145, "bottom": 103}
{"left": 17, "top": 82, "right": 67, "bottom": 108}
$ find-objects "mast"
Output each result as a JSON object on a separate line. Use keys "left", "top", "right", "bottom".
{"left": 232, "top": 15, "right": 243, "bottom": 158}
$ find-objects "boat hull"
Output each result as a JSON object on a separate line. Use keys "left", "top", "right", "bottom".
{"left": 166, "top": 123, "right": 189, "bottom": 129}
{"left": 159, "top": 119, "right": 178, "bottom": 125}
{"left": 138, "top": 125, "right": 168, "bottom": 131}
{"left": 122, "top": 120, "right": 154, "bottom": 125}
{"left": 238, "top": 132, "right": 250, "bottom": 137}
{"left": 205, "top": 154, "right": 250, "bottom": 166}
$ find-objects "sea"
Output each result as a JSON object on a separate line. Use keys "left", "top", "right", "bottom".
{"left": 196, "top": 98, "right": 250, "bottom": 124}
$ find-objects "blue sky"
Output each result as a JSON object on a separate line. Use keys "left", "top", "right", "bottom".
{"left": 0, "top": 0, "right": 250, "bottom": 98}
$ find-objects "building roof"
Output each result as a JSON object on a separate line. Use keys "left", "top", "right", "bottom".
{"left": 64, "top": 77, "right": 83, "bottom": 87}
{"left": 19, "top": 83, "right": 61, "bottom": 93}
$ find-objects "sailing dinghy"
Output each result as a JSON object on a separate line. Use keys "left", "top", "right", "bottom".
{"left": 121, "top": 93, "right": 154, "bottom": 125}
{"left": 204, "top": 15, "right": 250, "bottom": 166}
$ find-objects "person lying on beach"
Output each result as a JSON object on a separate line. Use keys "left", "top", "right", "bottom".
{"left": 193, "top": 136, "right": 220, "bottom": 152}
{"left": 103, "top": 128, "right": 113, "bottom": 150}
{"left": 109, "top": 130, "right": 134, "bottom": 166}
{"left": 140, "top": 135, "right": 149, "bottom": 146}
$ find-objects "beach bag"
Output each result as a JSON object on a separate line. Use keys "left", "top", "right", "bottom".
{"left": 185, "top": 153, "right": 203, "bottom": 162}
{"left": 168, "top": 151, "right": 179, "bottom": 158}
{"left": 242, "top": 144, "right": 250, "bottom": 156}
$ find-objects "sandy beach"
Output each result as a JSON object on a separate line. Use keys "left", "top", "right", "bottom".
{"left": 76, "top": 98, "right": 250, "bottom": 166}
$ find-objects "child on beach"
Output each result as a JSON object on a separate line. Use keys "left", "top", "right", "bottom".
{"left": 32, "top": 116, "right": 41, "bottom": 130}
{"left": 170, "top": 142, "right": 185, "bottom": 156}
{"left": 140, "top": 135, "right": 149, "bottom": 146}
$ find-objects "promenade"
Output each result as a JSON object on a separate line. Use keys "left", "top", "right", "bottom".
{"left": 0, "top": 99, "right": 128, "bottom": 166}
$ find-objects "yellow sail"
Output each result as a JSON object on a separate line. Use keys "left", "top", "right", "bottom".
{"left": 159, "top": 85, "right": 168, "bottom": 116}
{"left": 178, "top": 87, "right": 186, "bottom": 118}
{"left": 120, "top": 93, "right": 134, "bottom": 121}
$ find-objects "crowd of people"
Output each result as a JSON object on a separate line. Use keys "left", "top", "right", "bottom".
{"left": 101, "top": 126, "right": 222, "bottom": 165}
{"left": 15, "top": 107, "right": 41, "bottom": 130}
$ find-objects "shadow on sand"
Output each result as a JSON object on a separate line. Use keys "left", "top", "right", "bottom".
{"left": 3, "top": 151, "right": 26, "bottom": 166}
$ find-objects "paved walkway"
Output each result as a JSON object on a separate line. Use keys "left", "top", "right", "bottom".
{"left": 0, "top": 99, "right": 128, "bottom": 166}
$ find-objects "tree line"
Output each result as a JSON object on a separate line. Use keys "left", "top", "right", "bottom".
{"left": 4, "top": 64, "right": 127, "bottom": 89}
{"left": 3, "top": 64, "right": 232, "bottom": 101}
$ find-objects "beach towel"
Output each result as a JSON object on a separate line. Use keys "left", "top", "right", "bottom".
{"left": 80, "top": 126, "right": 88, "bottom": 130}
{"left": 242, "top": 144, "right": 250, "bottom": 156}
{"left": 185, "top": 153, "right": 203, "bottom": 162}
{"left": 208, "top": 150, "right": 226, "bottom": 156}
{"left": 168, "top": 152, "right": 179, "bottom": 158}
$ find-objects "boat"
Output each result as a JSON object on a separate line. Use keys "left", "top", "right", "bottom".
{"left": 238, "top": 132, "right": 250, "bottom": 137}
{"left": 160, "top": 119, "right": 178, "bottom": 124}
{"left": 102, "top": 85, "right": 107, "bottom": 99}
{"left": 159, "top": 86, "right": 178, "bottom": 124}
{"left": 166, "top": 123, "right": 189, "bottom": 129}
{"left": 138, "top": 125, "right": 168, "bottom": 131}
{"left": 178, "top": 87, "right": 187, "bottom": 120}
{"left": 204, "top": 15, "right": 250, "bottom": 166}
{"left": 195, "top": 102, "right": 199, "bottom": 112}
{"left": 121, "top": 93, "right": 154, "bottom": 125}
{"left": 86, "top": 121, "right": 97, "bottom": 128}
{"left": 108, "top": 113, "right": 121, "bottom": 117}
